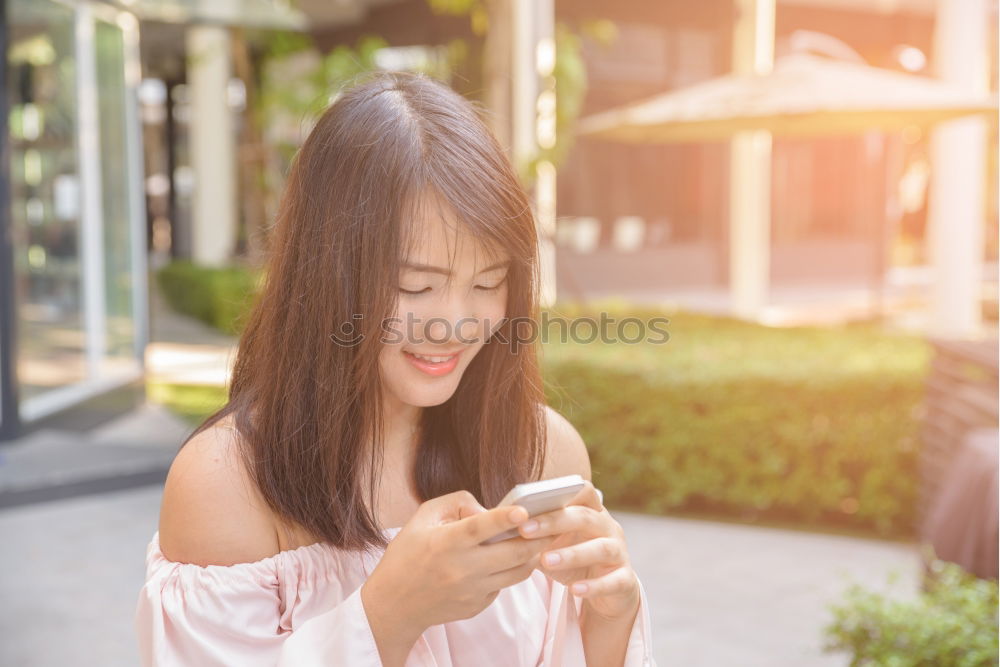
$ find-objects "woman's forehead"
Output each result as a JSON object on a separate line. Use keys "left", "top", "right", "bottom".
{"left": 402, "top": 200, "right": 508, "bottom": 271}
{"left": 403, "top": 230, "right": 506, "bottom": 273}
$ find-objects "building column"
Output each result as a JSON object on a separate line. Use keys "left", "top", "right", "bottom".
{"left": 926, "top": 0, "right": 989, "bottom": 338}
{"left": 0, "top": 0, "right": 20, "bottom": 439}
{"left": 186, "top": 25, "right": 236, "bottom": 267}
{"left": 511, "top": 0, "right": 557, "bottom": 307}
{"left": 729, "top": 0, "right": 775, "bottom": 320}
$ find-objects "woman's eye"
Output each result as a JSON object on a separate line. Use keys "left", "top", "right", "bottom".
{"left": 475, "top": 277, "right": 507, "bottom": 293}
{"left": 400, "top": 277, "right": 506, "bottom": 295}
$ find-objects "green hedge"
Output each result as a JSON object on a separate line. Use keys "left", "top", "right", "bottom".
{"left": 540, "top": 300, "right": 931, "bottom": 538}
{"left": 151, "top": 269, "right": 931, "bottom": 537}
{"left": 823, "top": 556, "right": 998, "bottom": 666}
{"left": 147, "top": 380, "right": 229, "bottom": 426}
{"left": 155, "top": 260, "right": 262, "bottom": 336}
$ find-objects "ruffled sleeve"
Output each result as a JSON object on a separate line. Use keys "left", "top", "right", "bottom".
{"left": 540, "top": 571, "right": 656, "bottom": 666}
{"left": 134, "top": 531, "right": 382, "bottom": 667}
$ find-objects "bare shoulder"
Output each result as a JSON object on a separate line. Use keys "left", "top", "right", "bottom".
{"left": 541, "top": 404, "right": 592, "bottom": 482}
{"left": 158, "top": 414, "right": 281, "bottom": 566}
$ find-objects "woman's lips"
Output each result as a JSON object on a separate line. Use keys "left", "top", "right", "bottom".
{"left": 403, "top": 350, "right": 461, "bottom": 376}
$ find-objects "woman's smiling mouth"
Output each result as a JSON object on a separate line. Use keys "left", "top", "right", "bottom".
{"left": 404, "top": 350, "right": 462, "bottom": 376}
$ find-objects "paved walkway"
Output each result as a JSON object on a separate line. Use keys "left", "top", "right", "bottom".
{"left": 145, "top": 272, "right": 240, "bottom": 385}
{"left": 0, "top": 279, "right": 924, "bottom": 666}
{"left": 0, "top": 484, "right": 921, "bottom": 666}
{"left": 0, "top": 282, "right": 220, "bottom": 509}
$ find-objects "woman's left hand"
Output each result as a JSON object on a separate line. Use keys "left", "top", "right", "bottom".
{"left": 517, "top": 480, "right": 640, "bottom": 621}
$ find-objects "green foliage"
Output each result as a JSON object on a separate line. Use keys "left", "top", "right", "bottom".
{"left": 256, "top": 31, "right": 389, "bottom": 156}
{"left": 147, "top": 380, "right": 228, "bottom": 426}
{"left": 516, "top": 21, "right": 587, "bottom": 184}
{"left": 540, "top": 300, "right": 932, "bottom": 537}
{"left": 421, "top": 1, "right": 603, "bottom": 186}
{"left": 579, "top": 18, "right": 619, "bottom": 47}
{"left": 152, "top": 286, "right": 930, "bottom": 537}
{"left": 155, "top": 261, "right": 262, "bottom": 336}
{"left": 256, "top": 29, "right": 313, "bottom": 60}
{"left": 252, "top": 8, "right": 611, "bottom": 197}
{"left": 524, "top": 19, "right": 617, "bottom": 181}
{"left": 427, "top": 0, "right": 478, "bottom": 14}
{"left": 823, "top": 557, "right": 999, "bottom": 666}
{"left": 427, "top": 0, "right": 488, "bottom": 35}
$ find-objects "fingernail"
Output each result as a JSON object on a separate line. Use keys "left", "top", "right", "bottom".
{"left": 544, "top": 552, "right": 561, "bottom": 566}
{"left": 572, "top": 583, "right": 588, "bottom": 595}
{"left": 522, "top": 520, "right": 538, "bottom": 533}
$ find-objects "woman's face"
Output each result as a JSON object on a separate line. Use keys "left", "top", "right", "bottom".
{"left": 379, "top": 201, "right": 509, "bottom": 411}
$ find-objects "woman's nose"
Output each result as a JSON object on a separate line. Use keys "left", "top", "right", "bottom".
{"left": 422, "top": 296, "right": 481, "bottom": 345}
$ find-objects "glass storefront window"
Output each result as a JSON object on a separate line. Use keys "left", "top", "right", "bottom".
{"left": 96, "top": 18, "right": 137, "bottom": 368}
{"left": 5, "top": 0, "right": 145, "bottom": 426}
{"left": 8, "top": 0, "right": 86, "bottom": 402}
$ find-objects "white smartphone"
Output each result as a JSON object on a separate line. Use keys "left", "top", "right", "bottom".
{"left": 480, "top": 474, "right": 595, "bottom": 545}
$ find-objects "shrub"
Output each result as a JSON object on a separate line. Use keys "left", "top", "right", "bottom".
{"left": 822, "top": 556, "right": 999, "bottom": 666}
{"left": 155, "top": 260, "right": 262, "bottom": 335}
{"left": 540, "top": 300, "right": 931, "bottom": 537}
{"left": 147, "top": 380, "right": 228, "bottom": 426}
{"left": 151, "top": 290, "right": 931, "bottom": 537}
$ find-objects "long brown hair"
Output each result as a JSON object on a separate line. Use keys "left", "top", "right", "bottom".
{"left": 182, "top": 70, "right": 548, "bottom": 555}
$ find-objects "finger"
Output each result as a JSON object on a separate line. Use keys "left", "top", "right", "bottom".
{"left": 457, "top": 501, "right": 487, "bottom": 521}
{"left": 432, "top": 489, "right": 487, "bottom": 525}
{"left": 568, "top": 480, "right": 604, "bottom": 511}
{"left": 540, "top": 536, "right": 625, "bottom": 571}
{"left": 567, "top": 566, "right": 638, "bottom": 601}
{"left": 449, "top": 501, "right": 531, "bottom": 546}
{"left": 481, "top": 555, "right": 538, "bottom": 593}
{"left": 481, "top": 535, "right": 557, "bottom": 579}
{"left": 518, "top": 504, "right": 610, "bottom": 540}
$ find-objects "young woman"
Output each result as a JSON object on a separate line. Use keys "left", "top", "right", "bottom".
{"left": 135, "top": 70, "right": 654, "bottom": 667}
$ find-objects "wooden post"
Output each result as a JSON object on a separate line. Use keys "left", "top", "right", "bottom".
{"left": 728, "top": 0, "right": 775, "bottom": 321}
{"left": 926, "top": 0, "right": 989, "bottom": 339}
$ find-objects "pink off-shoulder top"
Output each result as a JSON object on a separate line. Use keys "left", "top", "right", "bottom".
{"left": 134, "top": 525, "right": 656, "bottom": 666}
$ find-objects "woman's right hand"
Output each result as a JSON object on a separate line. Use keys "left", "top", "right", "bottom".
{"left": 362, "top": 490, "right": 558, "bottom": 635}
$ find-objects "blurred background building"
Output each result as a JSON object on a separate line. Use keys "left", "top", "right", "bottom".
{"left": 1, "top": 0, "right": 996, "bottom": 440}
{"left": 560, "top": 0, "right": 998, "bottom": 334}
{"left": 0, "top": 0, "right": 307, "bottom": 439}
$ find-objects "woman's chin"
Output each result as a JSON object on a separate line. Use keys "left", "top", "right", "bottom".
{"left": 399, "top": 383, "right": 460, "bottom": 408}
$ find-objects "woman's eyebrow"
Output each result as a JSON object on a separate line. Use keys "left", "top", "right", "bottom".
{"left": 401, "top": 260, "right": 510, "bottom": 276}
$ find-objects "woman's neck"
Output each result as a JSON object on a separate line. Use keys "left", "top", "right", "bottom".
{"left": 381, "top": 392, "right": 422, "bottom": 464}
